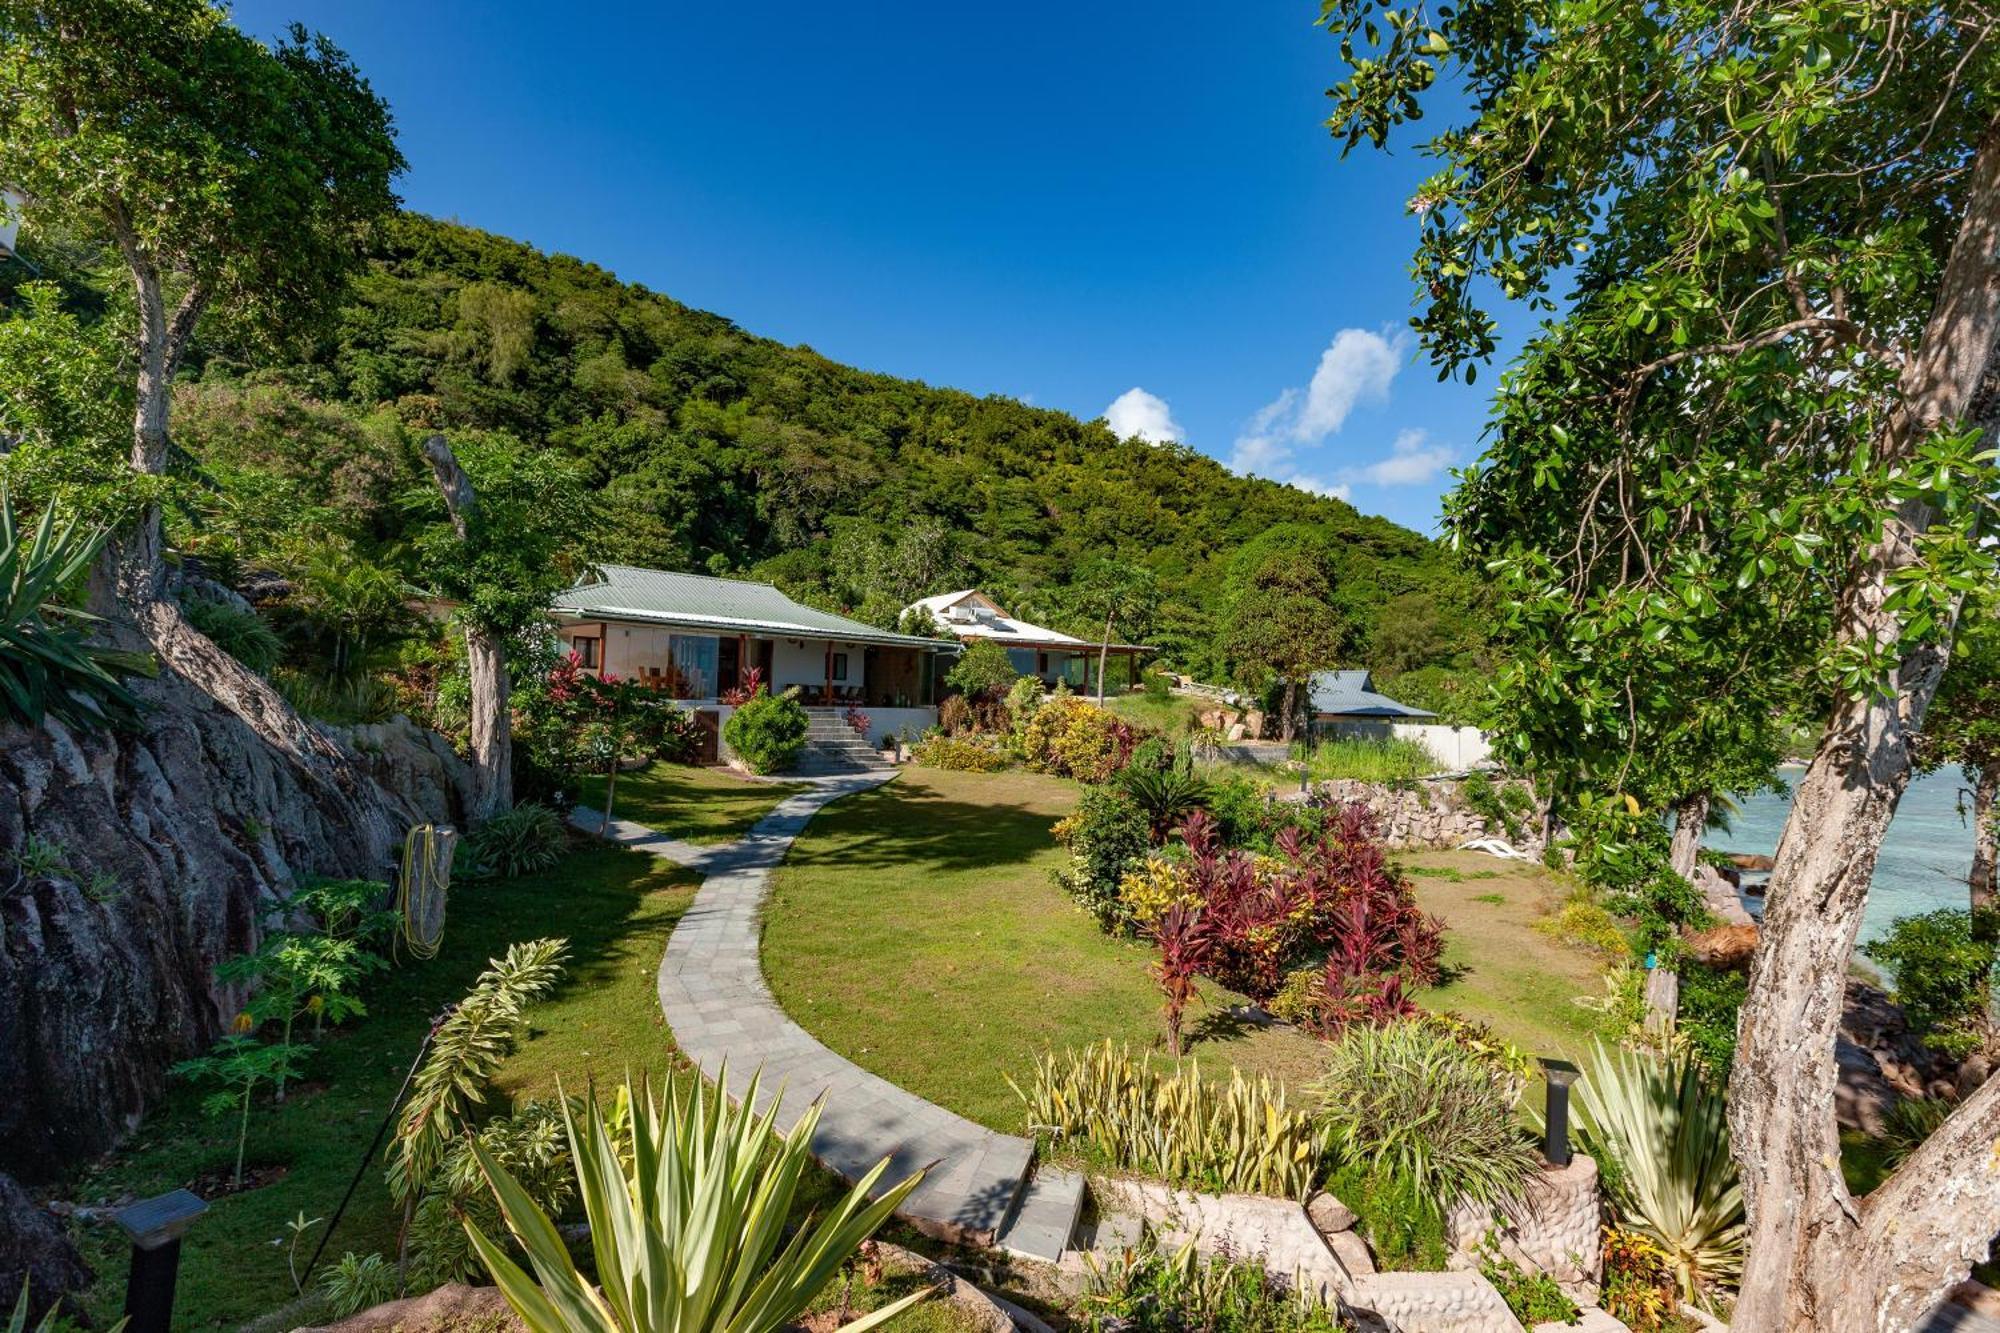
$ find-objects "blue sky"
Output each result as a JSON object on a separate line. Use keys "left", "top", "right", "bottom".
{"left": 238, "top": 2, "right": 1524, "bottom": 533}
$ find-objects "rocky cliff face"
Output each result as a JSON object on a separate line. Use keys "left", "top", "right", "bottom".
{"left": 0, "top": 678, "right": 469, "bottom": 1183}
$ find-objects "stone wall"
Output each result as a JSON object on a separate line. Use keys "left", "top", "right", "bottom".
{"left": 1299, "top": 776, "right": 1548, "bottom": 857}
{"left": 1347, "top": 1271, "right": 1526, "bottom": 1333}
{"left": 1448, "top": 1156, "right": 1604, "bottom": 1301}
{"left": 0, "top": 688, "right": 466, "bottom": 1184}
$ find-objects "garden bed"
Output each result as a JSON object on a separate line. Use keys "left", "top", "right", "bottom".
{"left": 761, "top": 770, "right": 1609, "bottom": 1133}
{"left": 762, "top": 768, "right": 1328, "bottom": 1131}
{"left": 69, "top": 842, "right": 697, "bottom": 1328}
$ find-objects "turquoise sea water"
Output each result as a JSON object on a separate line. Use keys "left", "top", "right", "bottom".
{"left": 1724, "top": 765, "right": 1977, "bottom": 948}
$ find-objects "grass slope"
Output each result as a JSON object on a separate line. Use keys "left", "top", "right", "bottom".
{"left": 74, "top": 842, "right": 695, "bottom": 1329}
{"left": 1397, "top": 850, "right": 1607, "bottom": 1057}
{"left": 577, "top": 763, "right": 805, "bottom": 843}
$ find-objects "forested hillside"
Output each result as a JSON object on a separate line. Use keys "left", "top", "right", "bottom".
{"left": 9, "top": 211, "right": 1488, "bottom": 703}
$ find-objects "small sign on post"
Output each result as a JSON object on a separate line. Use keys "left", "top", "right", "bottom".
{"left": 114, "top": 1189, "right": 207, "bottom": 1333}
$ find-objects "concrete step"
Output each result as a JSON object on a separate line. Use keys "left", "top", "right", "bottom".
{"left": 994, "top": 1166, "right": 1086, "bottom": 1263}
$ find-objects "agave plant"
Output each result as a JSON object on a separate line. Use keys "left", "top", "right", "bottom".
{"left": 1564, "top": 1040, "right": 1746, "bottom": 1301}
{"left": 0, "top": 493, "right": 150, "bottom": 730}
{"left": 464, "top": 1071, "right": 928, "bottom": 1333}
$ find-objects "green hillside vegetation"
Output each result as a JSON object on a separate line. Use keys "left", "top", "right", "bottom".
{"left": 5, "top": 212, "right": 1489, "bottom": 708}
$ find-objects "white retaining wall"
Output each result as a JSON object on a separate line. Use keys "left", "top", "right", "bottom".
{"left": 1393, "top": 723, "right": 1494, "bottom": 771}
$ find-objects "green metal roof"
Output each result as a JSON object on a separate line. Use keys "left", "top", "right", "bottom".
{"left": 552, "top": 565, "right": 953, "bottom": 650}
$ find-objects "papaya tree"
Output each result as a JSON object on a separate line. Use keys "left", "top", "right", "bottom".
{"left": 1319, "top": 0, "right": 2000, "bottom": 1324}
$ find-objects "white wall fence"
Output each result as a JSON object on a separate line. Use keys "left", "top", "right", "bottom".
{"left": 1320, "top": 719, "right": 1494, "bottom": 772}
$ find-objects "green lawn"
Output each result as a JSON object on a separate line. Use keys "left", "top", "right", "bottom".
{"left": 765, "top": 768, "right": 1328, "bottom": 1133}
{"left": 1104, "top": 691, "right": 1203, "bottom": 733}
{"left": 763, "top": 771, "right": 1608, "bottom": 1135}
{"left": 74, "top": 842, "right": 696, "bottom": 1329}
{"left": 578, "top": 762, "right": 806, "bottom": 843}
{"left": 1397, "top": 850, "right": 1606, "bottom": 1058}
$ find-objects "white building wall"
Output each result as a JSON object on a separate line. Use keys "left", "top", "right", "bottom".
{"left": 767, "top": 637, "right": 867, "bottom": 694}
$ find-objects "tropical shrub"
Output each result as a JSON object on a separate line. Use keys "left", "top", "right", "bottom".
{"left": 182, "top": 595, "right": 283, "bottom": 675}
{"left": 911, "top": 732, "right": 1008, "bottom": 772}
{"left": 1118, "top": 854, "right": 1199, "bottom": 927}
{"left": 1009, "top": 1041, "right": 1319, "bottom": 1199}
{"left": 1053, "top": 785, "right": 1153, "bottom": 928}
{"left": 1022, "top": 693, "right": 1135, "bottom": 781}
{"left": 1537, "top": 888, "right": 1632, "bottom": 957}
{"left": 1209, "top": 804, "right": 1442, "bottom": 1013}
{"left": 1078, "top": 1239, "right": 1348, "bottom": 1333}
{"left": 388, "top": 939, "right": 568, "bottom": 1211}
{"left": 0, "top": 495, "right": 149, "bottom": 731}
{"left": 936, "top": 693, "right": 974, "bottom": 735}
{"left": 1477, "top": 1241, "right": 1582, "bottom": 1326}
{"left": 723, "top": 685, "right": 811, "bottom": 774}
{"left": 1321, "top": 1159, "right": 1451, "bottom": 1271}
{"left": 1601, "top": 1227, "right": 1687, "bottom": 1332}
{"left": 1565, "top": 1041, "right": 1745, "bottom": 1302}
{"left": 466, "top": 802, "right": 569, "bottom": 878}
{"left": 1675, "top": 962, "right": 1747, "bottom": 1078}
{"left": 1142, "top": 667, "right": 1174, "bottom": 701}
{"left": 465, "top": 1073, "right": 928, "bottom": 1333}
{"left": 1564, "top": 793, "right": 1709, "bottom": 954}
{"left": 1204, "top": 770, "right": 1268, "bottom": 847}
{"left": 318, "top": 1251, "right": 397, "bottom": 1320}
{"left": 409, "top": 1097, "right": 578, "bottom": 1286}
{"left": 1458, "top": 770, "right": 1535, "bottom": 842}
{"left": 1862, "top": 907, "right": 1998, "bottom": 1057}
{"left": 1149, "top": 900, "right": 1213, "bottom": 1058}
{"left": 1004, "top": 673, "right": 1044, "bottom": 733}
{"left": 1118, "top": 763, "right": 1215, "bottom": 842}
{"left": 1311, "top": 1019, "right": 1539, "bottom": 1222}
{"left": 945, "top": 636, "right": 1017, "bottom": 697}
{"left": 719, "top": 664, "right": 765, "bottom": 706}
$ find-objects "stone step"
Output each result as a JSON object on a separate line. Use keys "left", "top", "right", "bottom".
{"left": 994, "top": 1165, "right": 1086, "bottom": 1263}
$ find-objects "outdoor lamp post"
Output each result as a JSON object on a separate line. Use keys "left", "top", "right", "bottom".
{"left": 114, "top": 1188, "right": 207, "bottom": 1333}
{"left": 1539, "top": 1057, "right": 1582, "bottom": 1167}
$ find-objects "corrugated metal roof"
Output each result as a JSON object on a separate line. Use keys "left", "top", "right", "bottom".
{"left": 905, "top": 590, "right": 1148, "bottom": 651}
{"left": 553, "top": 565, "right": 952, "bottom": 649}
{"left": 1308, "top": 669, "right": 1437, "bottom": 719}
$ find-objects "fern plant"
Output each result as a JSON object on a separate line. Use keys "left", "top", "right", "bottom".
{"left": 465, "top": 1071, "right": 927, "bottom": 1333}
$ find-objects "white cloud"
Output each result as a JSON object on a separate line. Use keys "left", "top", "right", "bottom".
{"left": 1295, "top": 329, "right": 1403, "bottom": 441}
{"left": 1224, "top": 330, "right": 1456, "bottom": 500}
{"left": 1351, "top": 428, "right": 1455, "bottom": 487}
{"left": 1230, "top": 328, "right": 1408, "bottom": 491}
{"left": 1104, "top": 387, "right": 1183, "bottom": 444}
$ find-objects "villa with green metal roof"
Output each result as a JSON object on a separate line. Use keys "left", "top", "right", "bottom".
{"left": 550, "top": 564, "right": 956, "bottom": 746}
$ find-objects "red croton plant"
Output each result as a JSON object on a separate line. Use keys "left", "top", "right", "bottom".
{"left": 1148, "top": 803, "right": 1444, "bottom": 1051}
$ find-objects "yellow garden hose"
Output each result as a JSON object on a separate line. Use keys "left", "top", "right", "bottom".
{"left": 398, "top": 824, "right": 457, "bottom": 960}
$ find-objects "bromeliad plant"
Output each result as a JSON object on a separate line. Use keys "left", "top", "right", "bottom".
{"left": 464, "top": 1071, "right": 929, "bottom": 1333}
{"left": 1563, "top": 1041, "right": 1745, "bottom": 1303}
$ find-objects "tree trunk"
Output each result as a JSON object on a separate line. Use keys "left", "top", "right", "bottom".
{"left": 96, "top": 250, "right": 373, "bottom": 801}
{"left": 1279, "top": 678, "right": 1297, "bottom": 742}
{"left": 420, "top": 435, "right": 512, "bottom": 820}
{"left": 1669, "top": 791, "right": 1709, "bottom": 880}
{"left": 1728, "top": 123, "right": 2000, "bottom": 1331}
{"left": 1971, "top": 763, "right": 1997, "bottom": 914}
{"left": 1097, "top": 613, "right": 1114, "bottom": 705}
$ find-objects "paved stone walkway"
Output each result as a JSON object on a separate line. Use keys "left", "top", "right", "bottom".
{"left": 570, "top": 776, "right": 1038, "bottom": 1246}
